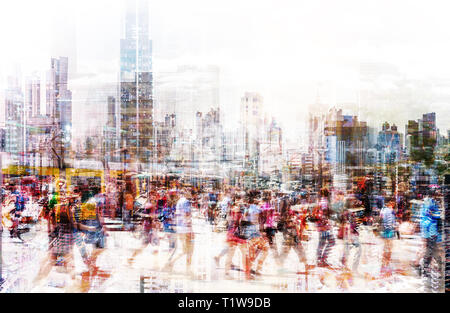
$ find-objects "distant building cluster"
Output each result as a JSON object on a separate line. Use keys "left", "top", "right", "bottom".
{"left": 0, "top": 0, "right": 448, "bottom": 195}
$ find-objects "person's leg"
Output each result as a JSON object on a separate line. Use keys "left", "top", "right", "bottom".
{"left": 167, "top": 232, "right": 177, "bottom": 261}
{"left": 413, "top": 239, "right": 426, "bottom": 275}
{"left": 185, "top": 232, "right": 194, "bottom": 272}
{"left": 247, "top": 238, "right": 256, "bottom": 273}
{"left": 121, "top": 206, "right": 125, "bottom": 222}
{"left": 73, "top": 230, "right": 86, "bottom": 259}
{"left": 126, "top": 209, "right": 132, "bottom": 229}
{"left": 33, "top": 253, "right": 55, "bottom": 285}
{"left": 225, "top": 243, "right": 237, "bottom": 275}
{"left": 278, "top": 239, "right": 291, "bottom": 268}
{"left": 352, "top": 237, "right": 362, "bottom": 272}
{"left": 422, "top": 237, "right": 434, "bottom": 274}
{"left": 323, "top": 232, "right": 335, "bottom": 265}
{"left": 267, "top": 229, "right": 280, "bottom": 265}
{"left": 239, "top": 242, "right": 251, "bottom": 279}
{"left": 317, "top": 231, "right": 326, "bottom": 265}
{"left": 47, "top": 219, "right": 53, "bottom": 245}
{"left": 216, "top": 246, "right": 229, "bottom": 259}
{"left": 164, "top": 234, "right": 182, "bottom": 269}
{"left": 256, "top": 241, "right": 269, "bottom": 274}
{"left": 422, "top": 237, "right": 435, "bottom": 290}
{"left": 294, "top": 240, "right": 307, "bottom": 264}
{"left": 381, "top": 238, "right": 393, "bottom": 275}
{"left": 341, "top": 239, "right": 349, "bottom": 268}
{"left": 386, "top": 239, "right": 392, "bottom": 266}
{"left": 431, "top": 241, "right": 444, "bottom": 292}
{"left": 65, "top": 251, "right": 76, "bottom": 279}
{"left": 129, "top": 233, "right": 149, "bottom": 264}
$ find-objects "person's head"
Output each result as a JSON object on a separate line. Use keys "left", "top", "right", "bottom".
{"left": 183, "top": 189, "right": 193, "bottom": 200}
{"left": 426, "top": 186, "right": 439, "bottom": 198}
{"left": 320, "top": 188, "right": 329, "bottom": 198}
{"left": 232, "top": 193, "right": 241, "bottom": 204}
{"left": 231, "top": 200, "right": 241, "bottom": 213}
{"left": 168, "top": 190, "right": 177, "bottom": 203}
{"left": 386, "top": 197, "right": 395, "bottom": 209}
{"left": 69, "top": 194, "right": 80, "bottom": 204}
{"left": 335, "top": 190, "right": 345, "bottom": 200}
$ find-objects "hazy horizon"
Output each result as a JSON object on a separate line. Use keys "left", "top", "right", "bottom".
{"left": 1, "top": 0, "right": 449, "bottom": 141}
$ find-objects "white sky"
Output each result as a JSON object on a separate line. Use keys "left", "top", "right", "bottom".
{"left": 1, "top": 0, "right": 449, "bottom": 138}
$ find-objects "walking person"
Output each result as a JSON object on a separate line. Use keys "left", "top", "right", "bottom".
{"left": 213, "top": 192, "right": 234, "bottom": 265}
{"left": 128, "top": 196, "right": 160, "bottom": 266}
{"left": 163, "top": 189, "right": 195, "bottom": 276}
{"left": 340, "top": 204, "right": 362, "bottom": 274}
{"left": 78, "top": 191, "right": 107, "bottom": 271}
{"left": 223, "top": 195, "right": 249, "bottom": 279}
{"left": 159, "top": 191, "right": 178, "bottom": 268}
{"left": 419, "top": 190, "right": 444, "bottom": 292}
{"left": 33, "top": 193, "right": 78, "bottom": 287}
{"left": 315, "top": 188, "right": 335, "bottom": 267}
{"left": 123, "top": 191, "right": 134, "bottom": 230}
{"left": 245, "top": 196, "right": 268, "bottom": 279}
{"left": 260, "top": 192, "right": 280, "bottom": 266}
{"left": 278, "top": 201, "right": 309, "bottom": 273}
{"left": 379, "top": 198, "right": 397, "bottom": 277}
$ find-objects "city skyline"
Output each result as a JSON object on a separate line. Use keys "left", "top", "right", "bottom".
{"left": 0, "top": 0, "right": 447, "bottom": 295}
{"left": 0, "top": 0, "right": 449, "bottom": 137}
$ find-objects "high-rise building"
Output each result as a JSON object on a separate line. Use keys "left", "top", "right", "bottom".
{"left": 25, "top": 75, "right": 41, "bottom": 118}
{"left": 376, "top": 122, "right": 402, "bottom": 163}
{"left": 154, "top": 113, "right": 176, "bottom": 163}
{"left": 46, "top": 57, "right": 72, "bottom": 140}
{"left": 192, "top": 108, "right": 223, "bottom": 174}
{"left": 259, "top": 117, "right": 283, "bottom": 177}
{"left": 422, "top": 112, "right": 437, "bottom": 145}
{"left": 104, "top": 95, "right": 118, "bottom": 160}
{"left": 119, "top": 0, "right": 153, "bottom": 163}
{"left": 238, "top": 92, "right": 266, "bottom": 186}
{"left": 0, "top": 128, "right": 6, "bottom": 152}
{"left": 4, "top": 74, "right": 24, "bottom": 156}
{"left": 406, "top": 113, "right": 437, "bottom": 165}
{"left": 309, "top": 107, "right": 369, "bottom": 187}
{"left": 42, "top": 56, "right": 73, "bottom": 168}
{"left": 240, "top": 92, "right": 264, "bottom": 165}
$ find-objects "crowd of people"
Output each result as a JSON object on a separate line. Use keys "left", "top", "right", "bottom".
{"left": 0, "top": 173, "right": 445, "bottom": 292}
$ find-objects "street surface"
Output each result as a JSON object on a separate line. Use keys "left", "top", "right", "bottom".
{"left": 0, "top": 213, "right": 428, "bottom": 293}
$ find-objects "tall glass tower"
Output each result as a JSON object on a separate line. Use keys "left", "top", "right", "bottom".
{"left": 119, "top": 0, "right": 153, "bottom": 163}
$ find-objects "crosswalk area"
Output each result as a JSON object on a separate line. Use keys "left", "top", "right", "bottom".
{"left": 0, "top": 218, "right": 437, "bottom": 293}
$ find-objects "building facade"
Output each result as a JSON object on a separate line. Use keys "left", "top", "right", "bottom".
{"left": 119, "top": 0, "right": 154, "bottom": 163}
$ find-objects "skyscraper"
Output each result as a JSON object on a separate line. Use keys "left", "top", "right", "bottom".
{"left": 377, "top": 122, "right": 402, "bottom": 163}
{"left": 25, "top": 75, "right": 41, "bottom": 118}
{"left": 46, "top": 57, "right": 72, "bottom": 140}
{"left": 44, "top": 56, "right": 73, "bottom": 168}
{"left": 119, "top": 0, "right": 153, "bottom": 163}
{"left": 406, "top": 112, "right": 437, "bottom": 166}
{"left": 4, "top": 74, "right": 24, "bottom": 156}
{"left": 240, "top": 92, "right": 264, "bottom": 168}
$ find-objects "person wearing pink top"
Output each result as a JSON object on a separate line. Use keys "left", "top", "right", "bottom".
{"left": 260, "top": 192, "right": 280, "bottom": 266}
{"left": 314, "top": 188, "right": 335, "bottom": 267}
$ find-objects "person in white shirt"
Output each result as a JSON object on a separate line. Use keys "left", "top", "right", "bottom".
{"left": 163, "top": 189, "right": 195, "bottom": 276}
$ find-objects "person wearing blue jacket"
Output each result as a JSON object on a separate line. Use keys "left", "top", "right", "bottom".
{"left": 419, "top": 190, "right": 443, "bottom": 292}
